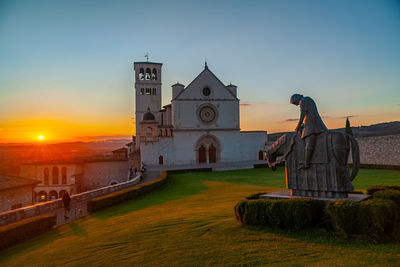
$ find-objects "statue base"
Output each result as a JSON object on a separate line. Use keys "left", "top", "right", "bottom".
{"left": 259, "top": 190, "right": 371, "bottom": 202}
{"left": 290, "top": 189, "right": 347, "bottom": 198}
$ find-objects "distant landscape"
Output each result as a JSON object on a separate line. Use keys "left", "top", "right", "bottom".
{"left": 268, "top": 121, "right": 400, "bottom": 142}
{"left": 0, "top": 121, "right": 398, "bottom": 176}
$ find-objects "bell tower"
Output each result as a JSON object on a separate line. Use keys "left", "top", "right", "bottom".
{"left": 133, "top": 60, "right": 162, "bottom": 147}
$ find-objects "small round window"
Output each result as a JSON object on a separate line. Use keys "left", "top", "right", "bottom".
{"left": 202, "top": 87, "right": 211, "bottom": 96}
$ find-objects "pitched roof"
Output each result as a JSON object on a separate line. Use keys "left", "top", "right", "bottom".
{"left": 0, "top": 173, "right": 40, "bottom": 191}
{"left": 173, "top": 66, "right": 239, "bottom": 101}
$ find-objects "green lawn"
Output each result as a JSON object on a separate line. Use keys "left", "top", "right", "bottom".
{"left": 1, "top": 168, "right": 400, "bottom": 266}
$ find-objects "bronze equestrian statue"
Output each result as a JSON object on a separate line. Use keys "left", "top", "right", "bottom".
{"left": 266, "top": 94, "right": 360, "bottom": 198}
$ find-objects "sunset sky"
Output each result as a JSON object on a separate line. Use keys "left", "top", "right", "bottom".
{"left": 0, "top": 0, "right": 399, "bottom": 143}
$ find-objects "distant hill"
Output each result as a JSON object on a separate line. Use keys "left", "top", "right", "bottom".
{"left": 268, "top": 121, "right": 400, "bottom": 143}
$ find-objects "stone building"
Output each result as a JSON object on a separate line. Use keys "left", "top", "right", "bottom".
{"left": 0, "top": 173, "right": 39, "bottom": 212}
{"left": 133, "top": 61, "right": 267, "bottom": 169}
{"left": 20, "top": 157, "right": 130, "bottom": 202}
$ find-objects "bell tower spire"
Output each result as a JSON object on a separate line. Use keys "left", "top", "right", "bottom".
{"left": 133, "top": 59, "right": 162, "bottom": 147}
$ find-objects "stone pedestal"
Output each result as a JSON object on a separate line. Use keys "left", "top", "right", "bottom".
{"left": 259, "top": 190, "right": 371, "bottom": 202}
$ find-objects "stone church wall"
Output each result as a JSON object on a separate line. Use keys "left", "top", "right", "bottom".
{"left": 240, "top": 131, "right": 268, "bottom": 161}
{"left": 82, "top": 161, "right": 129, "bottom": 191}
{"left": 355, "top": 134, "right": 400, "bottom": 166}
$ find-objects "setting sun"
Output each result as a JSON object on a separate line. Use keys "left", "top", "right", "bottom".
{"left": 38, "top": 135, "right": 44, "bottom": 140}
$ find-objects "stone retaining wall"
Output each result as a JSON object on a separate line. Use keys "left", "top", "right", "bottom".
{"left": 356, "top": 134, "right": 400, "bottom": 166}
{"left": 0, "top": 174, "right": 142, "bottom": 226}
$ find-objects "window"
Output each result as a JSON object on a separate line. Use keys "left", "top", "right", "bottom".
{"left": 139, "top": 68, "right": 145, "bottom": 80}
{"left": 152, "top": 68, "right": 157, "bottom": 80}
{"left": 140, "top": 88, "right": 144, "bottom": 95}
{"left": 62, "top": 167, "right": 67, "bottom": 184}
{"left": 44, "top": 167, "right": 49, "bottom": 185}
{"left": 159, "top": 155, "right": 163, "bottom": 165}
{"left": 202, "top": 87, "right": 211, "bottom": 96}
{"left": 146, "top": 127, "right": 152, "bottom": 137}
{"left": 145, "top": 68, "right": 151, "bottom": 80}
{"left": 152, "top": 88, "right": 156, "bottom": 95}
{"left": 52, "top": 167, "right": 59, "bottom": 184}
{"left": 145, "top": 88, "right": 151, "bottom": 95}
{"left": 259, "top": 150, "right": 264, "bottom": 160}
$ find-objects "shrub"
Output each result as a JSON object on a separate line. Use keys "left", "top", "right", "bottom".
{"left": 87, "top": 174, "right": 168, "bottom": 212}
{"left": 326, "top": 200, "right": 362, "bottom": 236}
{"left": 234, "top": 198, "right": 323, "bottom": 230}
{"left": 326, "top": 199, "right": 399, "bottom": 241}
{"left": 0, "top": 214, "right": 56, "bottom": 250}
{"left": 366, "top": 185, "right": 400, "bottom": 195}
{"left": 361, "top": 199, "right": 399, "bottom": 242}
{"left": 373, "top": 190, "right": 400, "bottom": 208}
{"left": 246, "top": 192, "right": 267, "bottom": 200}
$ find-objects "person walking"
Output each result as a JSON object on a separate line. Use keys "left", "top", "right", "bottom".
{"left": 62, "top": 191, "right": 71, "bottom": 219}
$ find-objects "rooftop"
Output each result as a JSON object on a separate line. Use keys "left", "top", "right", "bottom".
{"left": 0, "top": 173, "right": 40, "bottom": 191}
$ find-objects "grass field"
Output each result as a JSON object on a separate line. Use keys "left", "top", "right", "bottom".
{"left": 1, "top": 168, "right": 400, "bottom": 266}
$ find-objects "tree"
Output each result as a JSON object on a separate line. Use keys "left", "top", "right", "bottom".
{"left": 345, "top": 117, "right": 353, "bottom": 136}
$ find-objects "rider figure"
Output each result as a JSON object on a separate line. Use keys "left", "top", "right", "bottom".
{"left": 290, "top": 94, "right": 328, "bottom": 169}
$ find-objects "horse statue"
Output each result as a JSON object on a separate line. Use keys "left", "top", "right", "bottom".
{"left": 265, "top": 131, "right": 360, "bottom": 198}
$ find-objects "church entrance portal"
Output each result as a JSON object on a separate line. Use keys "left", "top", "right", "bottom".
{"left": 196, "top": 134, "right": 221, "bottom": 164}
{"left": 209, "top": 144, "right": 216, "bottom": 163}
{"left": 199, "top": 145, "right": 207, "bottom": 163}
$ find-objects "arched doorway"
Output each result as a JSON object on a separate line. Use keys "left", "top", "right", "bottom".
{"left": 259, "top": 150, "right": 264, "bottom": 160}
{"left": 49, "top": 190, "right": 58, "bottom": 200}
{"left": 199, "top": 145, "right": 207, "bottom": 163}
{"left": 38, "top": 191, "right": 47, "bottom": 202}
{"left": 209, "top": 144, "right": 216, "bottom": 163}
{"left": 195, "top": 134, "right": 221, "bottom": 164}
{"left": 159, "top": 155, "right": 163, "bottom": 165}
{"left": 59, "top": 190, "right": 67, "bottom": 198}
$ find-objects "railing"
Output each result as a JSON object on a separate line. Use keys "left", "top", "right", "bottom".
{"left": 0, "top": 174, "right": 142, "bottom": 226}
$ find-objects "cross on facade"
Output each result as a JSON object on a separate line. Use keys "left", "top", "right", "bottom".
{"left": 145, "top": 53, "right": 149, "bottom": 62}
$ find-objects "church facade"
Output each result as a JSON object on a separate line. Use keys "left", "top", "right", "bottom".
{"left": 134, "top": 61, "right": 267, "bottom": 170}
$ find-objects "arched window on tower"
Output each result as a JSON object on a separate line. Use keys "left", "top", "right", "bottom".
{"left": 145, "top": 68, "right": 151, "bottom": 80}
{"left": 52, "top": 167, "right": 59, "bottom": 184}
{"left": 159, "top": 155, "right": 163, "bottom": 165}
{"left": 259, "top": 150, "right": 264, "bottom": 160}
{"left": 44, "top": 167, "right": 49, "bottom": 185}
{"left": 139, "top": 68, "right": 145, "bottom": 80}
{"left": 146, "top": 127, "right": 153, "bottom": 137}
{"left": 152, "top": 68, "right": 157, "bottom": 80}
{"left": 61, "top": 167, "right": 67, "bottom": 184}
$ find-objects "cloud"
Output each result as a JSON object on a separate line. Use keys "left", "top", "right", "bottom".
{"left": 240, "top": 101, "right": 275, "bottom": 107}
{"left": 397, "top": 104, "right": 400, "bottom": 106}
{"left": 281, "top": 118, "right": 298, "bottom": 122}
{"left": 339, "top": 115, "right": 357, "bottom": 119}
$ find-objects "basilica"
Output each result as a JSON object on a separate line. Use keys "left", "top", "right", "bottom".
{"left": 133, "top": 61, "right": 267, "bottom": 170}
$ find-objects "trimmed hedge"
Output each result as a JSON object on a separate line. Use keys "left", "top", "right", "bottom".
{"left": 0, "top": 214, "right": 56, "bottom": 250}
{"left": 245, "top": 192, "right": 267, "bottom": 200}
{"left": 373, "top": 190, "right": 400, "bottom": 208}
{"left": 366, "top": 185, "right": 400, "bottom": 195}
{"left": 326, "top": 199, "right": 399, "bottom": 241}
{"left": 87, "top": 171, "right": 168, "bottom": 212}
{"left": 235, "top": 198, "right": 323, "bottom": 230}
